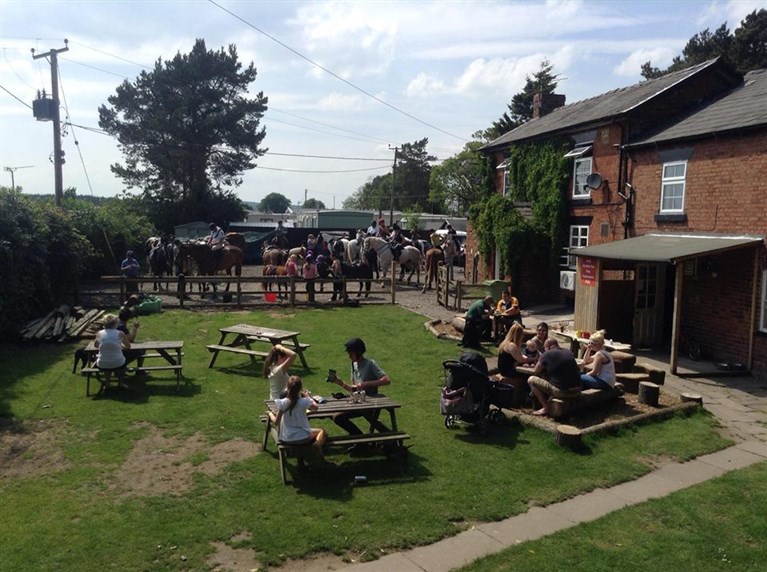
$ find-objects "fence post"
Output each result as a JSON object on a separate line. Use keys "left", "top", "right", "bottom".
{"left": 178, "top": 275, "right": 186, "bottom": 308}
{"left": 289, "top": 276, "right": 296, "bottom": 305}
{"left": 236, "top": 275, "right": 242, "bottom": 308}
{"left": 456, "top": 280, "right": 463, "bottom": 311}
{"left": 390, "top": 260, "right": 396, "bottom": 304}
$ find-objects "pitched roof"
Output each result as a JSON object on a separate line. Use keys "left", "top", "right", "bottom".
{"left": 483, "top": 58, "right": 724, "bottom": 151}
{"left": 629, "top": 68, "right": 767, "bottom": 147}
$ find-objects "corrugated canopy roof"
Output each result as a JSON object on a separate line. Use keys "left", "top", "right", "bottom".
{"left": 573, "top": 234, "right": 764, "bottom": 263}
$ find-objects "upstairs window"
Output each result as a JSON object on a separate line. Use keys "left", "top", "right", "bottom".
{"left": 497, "top": 158, "right": 512, "bottom": 197}
{"left": 572, "top": 157, "right": 592, "bottom": 198}
{"left": 660, "top": 161, "right": 687, "bottom": 213}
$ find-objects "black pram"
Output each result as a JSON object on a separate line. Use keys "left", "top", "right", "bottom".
{"left": 440, "top": 351, "right": 513, "bottom": 434}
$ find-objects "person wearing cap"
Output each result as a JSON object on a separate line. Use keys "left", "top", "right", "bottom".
{"left": 366, "top": 220, "right": 377, "bottom": 236}
{"left": 330, "top": 338, "right": 391, "bottom": 441}
{"left": 120, "top": 250, "right": 141, "bottom": 296}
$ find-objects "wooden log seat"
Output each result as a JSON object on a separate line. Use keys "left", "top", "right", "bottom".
{"left": 609, "top": 351, "right": 637, "bottom": 373}
{"left": 633, "top": 362, "right": 666, "bottom": 385}
{"left": 548, "top": 383, "right": 625, "bottom": 419}
{"left": 615, "top": 372, "right": 650, "bottom": 394}
{"left": 638, "top": 381, "right": 660, "bottom": 406}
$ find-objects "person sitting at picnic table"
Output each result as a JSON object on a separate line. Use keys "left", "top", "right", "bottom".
{"left": 329, "top": 338, "right": 391, "bottom": 450}
{"left": 523, "top": 338, "right": 541, "bottom": 362}
{"left": 580, "top": 330, "right": 617, "bottom": 390}
{"left": 461, "top": 296, "right": 494, "bottom": 348}
{"left": 267, "top": 375, "right": 327, "bottom": 471}
{"left": 497, "top": 323, "right": 535, "bottom": 378}
{"left": 494, "top": 289, "right": 522, "bottom": 339}
{"left": 527, "top": 338, "right": 581, "bottom": 417}
{"left": 532, "top": 322, "right": 549, "bottom": 353}
{"left": 94, "top": 313, "right": 132, "bottom": 394}
{"left": 263, "top": 344, "right": 298, "bottom": 400}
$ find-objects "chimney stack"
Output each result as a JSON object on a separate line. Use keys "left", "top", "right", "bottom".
{"left": 532, "top": 93, "right": 566, "bottom": 119}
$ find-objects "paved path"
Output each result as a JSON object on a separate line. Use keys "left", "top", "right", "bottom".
{"left": 334, "top": 300, "right": 767, "bottom": 572}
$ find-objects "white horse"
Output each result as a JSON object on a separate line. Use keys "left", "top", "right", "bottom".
{"left": 345, "top": 238, "right": 363, "bottom": 264}
{"left": 363, "top": 236, "right": 421, "bottom": 285}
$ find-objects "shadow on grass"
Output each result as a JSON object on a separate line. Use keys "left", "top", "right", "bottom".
{"left": 91, "top": 377, "right": 202, "bottom": 403}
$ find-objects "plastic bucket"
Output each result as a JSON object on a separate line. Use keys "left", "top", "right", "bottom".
{"left": 264, "top": 292, "right": 277, "bottom": 302}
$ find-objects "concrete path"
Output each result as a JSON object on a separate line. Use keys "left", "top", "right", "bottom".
{"left": 336, "top": 304, "right": 767, "bottom": 572}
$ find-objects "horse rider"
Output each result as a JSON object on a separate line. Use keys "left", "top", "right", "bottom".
{"left": 206, "top": 223, "right": 226, "bottom": 263}
{"left": 274, "top": 220, "right": 289, "bottom": 250}
{"left": 366, "top": 220, "right": 378, "bottom": 236}
{"left": 388, "top": 223, "right": 405, "bottom": 262}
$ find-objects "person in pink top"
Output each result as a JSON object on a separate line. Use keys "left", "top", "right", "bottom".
{"left": 285, "top": 254, "right": 299, "bottom": 277}
{"left": 302, "top": 252, "right": 317, "bottom": 303}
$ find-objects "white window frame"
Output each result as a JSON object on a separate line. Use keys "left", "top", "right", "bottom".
{"left": 502, "top": 167, "right": 511, "bottom": 197}
{"left": 660, "top": 160, "right": 687, "bottom": 213}
{"left": 572, "top": 157, "right": 592, "bottom": 198}
{"left": 760, "top": 269, "right": 767, "bottom": 333}
{"left": 568, "top": 225, "right": 589, "bottom": 268}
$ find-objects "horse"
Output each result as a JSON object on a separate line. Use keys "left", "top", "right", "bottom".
{"left": 225, "top": 232, "right": 246, "bottom": 252}
{"left": 288, "top": 245, "right": 306, "bottom": 260}
{"left": 177, "top": 242, "right": 243, "bottom": 297}
{"left": 421, "top": 247, "right": 444, "bottom": 292}
{"left": 261, "top": 243, "right": 287, "bottom": 267}
{"left": 263, "top": 264, "right": 288, "bottom": 297}
{"left": 363, "top": 236, "right": 421, "bottom": 285}
{"left": 340, "top": 247, "right": 377, "bottom": 298}
{"left": 148, "top": 242, "right": 170, "bottom": 290}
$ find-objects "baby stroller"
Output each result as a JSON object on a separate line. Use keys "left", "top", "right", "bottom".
{"left": 441, "top": 351, "right": 510, "bottom": 434}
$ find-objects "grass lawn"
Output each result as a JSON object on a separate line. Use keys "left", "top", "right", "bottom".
{"left": 0, "top": 305, "right": 732, "bottom": 570}
{"left": 460, "top": 461, "right": 767, "bottom": 572}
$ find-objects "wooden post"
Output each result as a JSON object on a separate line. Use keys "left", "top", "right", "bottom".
{"left": 177, "top": 274, "right": 186, "bottom": 308}
{"left": 670, "top": 263, "right": 684, "bottom": 375}
{"left": 638, "top": 381, "right": 660, "bottom": 406}
{"left": 289, "top": 276, "right": 296, "bottom": 305}
{"left": 555, "top": 424, "right": 583, "bottom": 449}
{"left": 236, "top": 275, "right": 242, "bottom": 308}
{"left": 390, "top": 260, "right": 396, "bottom": 304}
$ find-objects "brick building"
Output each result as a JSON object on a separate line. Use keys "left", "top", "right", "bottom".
{"left": 477, "top": 60, "right": 767, "bottom": 378}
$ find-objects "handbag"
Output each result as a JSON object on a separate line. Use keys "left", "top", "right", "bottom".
{"left": 440, "top": 386, "right": 475, "bottom": 416}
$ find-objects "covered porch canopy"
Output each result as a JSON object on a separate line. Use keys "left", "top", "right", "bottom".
{"left": 574, "top": 234, "right": 764, "bottom": 374}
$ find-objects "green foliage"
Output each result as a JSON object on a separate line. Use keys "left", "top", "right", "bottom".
{"left": 472, "top": 140, "right": 569, "bottom": 278}
{"left": 258, "top": 192, "right": 291, "bottom": 213}
{"left": 641, "top": 9, "right": 767, "bottom": 78}
{"left": 302, "top": 198, "right": 326, "bottom": 210}
{"left": 98, "top": 38, "right": 266, "bottom": 226}
{"left": 344, "top": 138, "right": 437, "bottom": 212}
{"left": 429, "top": 138, "right": 495, "bottom": 215}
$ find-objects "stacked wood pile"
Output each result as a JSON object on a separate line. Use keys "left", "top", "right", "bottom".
{"left": 20, "top": 305, "right": 105, "bottom": 342}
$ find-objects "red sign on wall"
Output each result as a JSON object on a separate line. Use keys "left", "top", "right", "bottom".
{"left": 580, "top": 257, "right": 596, "bottom": 286}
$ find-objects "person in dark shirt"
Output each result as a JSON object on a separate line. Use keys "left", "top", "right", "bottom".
{"left": 461, "top": 296, "right": 494, "bottom": 348}
{"left": 527, "top": 338, "right": 581, "bottom": 416}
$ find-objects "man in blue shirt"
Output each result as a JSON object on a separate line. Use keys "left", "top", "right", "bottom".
{"left": 121, "top": 250, "right": 140, "bottom": 295}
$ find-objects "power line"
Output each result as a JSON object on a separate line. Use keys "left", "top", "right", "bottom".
{"left": 66, "top": 39, "right": 150, "bottom": 69}
{"left": 0, "top": 83, "right": 32, "bottom": 108}
{"left": 266, "top": 116, "right": 381, "bottom": 145}
{"left": 207, "top": 0, "right": 467, "bottom": 142}
{"left": 267, "top": 151, "right": 390, "bottom": 162}
{"left": 268, "top": 107, "right": 392, "bottom": 145}
{"left": 58, "top": 64, "right": 96, "bottom": 195}
{"left": 256, "top": 165, "right": 390, "bottom": 174}
{"left": 61, "top": 57, "right": 131, "bottom": 79}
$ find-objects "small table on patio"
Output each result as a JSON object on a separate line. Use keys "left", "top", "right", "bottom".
{"left": 207, "top": 323, "right": 310, "bottom": 370}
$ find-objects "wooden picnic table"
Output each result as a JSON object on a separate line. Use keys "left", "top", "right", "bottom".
{"left": 552, "top": 330, "right": 632, "bottom": 357}
{"left": 80, "top": 340, "right": 184, "bottom": 395}
{"left": 262, "top": 394, "right": 409, "bottom": 484}
{"left": 207, "top": 323, "right": 310, "bottom": 370}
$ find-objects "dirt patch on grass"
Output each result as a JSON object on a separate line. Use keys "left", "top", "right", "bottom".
{"left": 0, "top": 418, "right": 70, "bottom": 479}
{"left": 113, "top": 425, "right": 260, "bottom": 498}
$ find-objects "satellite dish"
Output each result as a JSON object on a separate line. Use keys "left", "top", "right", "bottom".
{"left": 585, "top": 173, "right": 603, "bottom": 189}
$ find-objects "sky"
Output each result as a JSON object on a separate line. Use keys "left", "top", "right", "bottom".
{"left": 0, "top": 0, "right": 764, "bottom": 210}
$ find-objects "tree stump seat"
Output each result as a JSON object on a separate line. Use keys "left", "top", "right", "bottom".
{"left": 548, "top": 383, "right": 624, "bottom": 419}
{"left": 615, "top": 372, "right": 650, "bottom": 393}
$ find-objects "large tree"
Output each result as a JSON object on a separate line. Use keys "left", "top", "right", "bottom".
{"left": 259, "top": 192, "right": 291, "bottom": 213}
{"left": 487, "top": 59, "right": 559, "bottom": 139}
{"left": 343, "top": 138, "right": 437, "bottom": 213}
{"left": 429, "top": 136, "right": 493, "bottom": 216}
{"left": 98, "top": 39, "right": 268, "bottom": 225}
{"left": 641, "top": 9, "right": 767, "bottom": 78}
{"left": 302, "top": 198, "right": 326, "bottom": 210}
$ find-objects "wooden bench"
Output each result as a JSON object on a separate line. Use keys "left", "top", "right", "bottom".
{"left": 548, "top": 384, "right": 624, "bottom": 419}
{"left": 260, "top": 416, "right": 409, "bottom": 484}
{"left": 206, "top": 344, "right": 270, "bottom": 368}
{"left": 81, "top": 365, "right": 183, "bottom": 395}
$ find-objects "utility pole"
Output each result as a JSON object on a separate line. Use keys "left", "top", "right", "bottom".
{"left": 32, "top": 41, "right": 68, "bottom": 207}
{"left": 3, "top": 165, "right": 34, "bottom": 191}
{"left": 388, "top": 145, "right": 399, "bottom": 226}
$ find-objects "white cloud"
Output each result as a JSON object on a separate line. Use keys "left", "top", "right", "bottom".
{"left": 613, "top": 47, "right": 678, "bottom": 76}
{"left": 316, "top": 92, "right": 363, "bottom": 111}
{"left": 405, "top": 72, "right": 446, "bottom": 98}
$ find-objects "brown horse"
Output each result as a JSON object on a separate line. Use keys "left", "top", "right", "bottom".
{"left": 225, "top": 232, "right": 246, "bottom": 252}
{"left": 177, "top": 242, "right": 243, "bottom": 297}
{"left": 263, "top": 264, "right": 288, "bottom": 297}
{"left": 422, "top": 247, "right": 444, "bottom": 292}
{"left": 261, "top": 244, "right": 287, "bottom": 267}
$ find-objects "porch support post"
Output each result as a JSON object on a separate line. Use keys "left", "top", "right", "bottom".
{"left": 747, "top": 248, "right": 759, "bottom": 371}
{"left": 670, "top": 262, "right": 683, "bottom": 375}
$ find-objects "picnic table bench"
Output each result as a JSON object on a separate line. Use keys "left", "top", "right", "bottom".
{"left": 263, "top": 395, "right": 410, "bottom": 484}
{"left": 207, "top": 324, "right": 310, "bottom": 370}
{"left": 79, "top": 340, "right": 184, "bottom": 395}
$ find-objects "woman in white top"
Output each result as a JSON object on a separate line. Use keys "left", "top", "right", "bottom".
{"left": 267, "top": 376, "right": 327, "bottom": 470}
{"left": 94, "top": 313, "right": 131, "bottom": 394}
{"left": 262, "top": 344, "right": 297, "bottom": 400}
{"left": 580, "top": 330, "right": 616, "bottom": 390}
